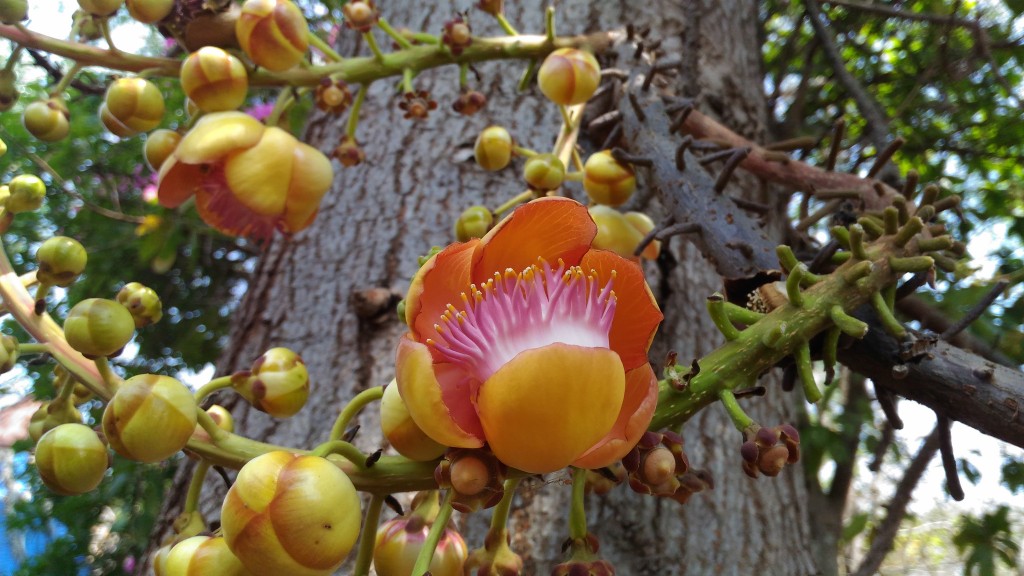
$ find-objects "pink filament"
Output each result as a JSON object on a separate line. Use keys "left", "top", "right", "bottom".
{"left": 428, "top": 259, "right": 616, "bottom": 383}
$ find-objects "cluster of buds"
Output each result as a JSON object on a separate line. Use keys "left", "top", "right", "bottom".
{"left": 398, "top": 90, "right": 438, "bottom": 121}
{"left": 740, "top": 424, "right": 801, "bottom": 479}
{"left": 435, "top": 448, "right": 507, "bottom": 513}
{"left": 552, "top": 533, "right": 614, "bottom": 576}
{"left": 442, "top": 15, "right": 473, "bottom": 56}
{"left": 623, "top": 430, "right": 712, "bottom": 504}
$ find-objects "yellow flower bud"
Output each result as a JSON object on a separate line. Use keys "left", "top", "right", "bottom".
{"left": 116, "top": 281, "right": 163, "bottom": 328}
{"left": 221, "top": 452, "right": 361, "bottom": 576}
{"left": 34, "top": 423, "right": 108, "bottom": 495}
{"left": 36, "top": 236, "right": 87, "bottom": 287}
{"left": 523, "top": 153, "right": 565, "bottom": 191}
{"left": 23, "top": 98, "right": 69, "bottom": 142}
{"left": 233, "top": 347, "right": 309, "bottom": 418}
{"left": 374, "top": 515, "right": 468, "bottom": 576}
{"left": 453, "top": 206, "right": 493, "bottom": 242}
{"left": 145, "top": 129, "right": 182, "bottom": 172}
{"left": 77, "top": 0, "right": 123, "bottom": 16}
{"left": 537, "top": 48, "right": 601, "bottom": 106}
{"left": 588, "top": 205, "right": 652, "bottom": 261}
{"left": 235, "top": 0, "right": 309, "bottom": 72}
{"left": 166, "top": 536, "right": 252, "bottom": 576}
{"left": 125, "top": 0, "right": 173, "bottom": 23}
{"left": 0, "top": 334, "right": 17, "bottom": 374}
{"left": 181, "top": 47, "right": 249, "bottom": 113}
{"left": 102, "top": 374, "right": 197, "bottom": 463}
{"left": 64, "top": 298, "right": 135, "bottom": 358}
{"left": 105, "top": 77, "right": 165, "bottom": 133}
{"left": 99, "top": 103, "right": 137, "bottom": 138}
{"left": 473, "top": 126, "right": 512, "bottom": 172}
{"left": 152, "top": 543, "right": 174, "bottom": 576}
{"left": 583, "top": 150, "right": 636, "bottom": 206}
{"left": 6, "top": 173, "right": 46, "bottom": 214}
{"left": 624, "top": 211, "right": 660, "bottom": 259}
{"left": 192, "top": 404, "right": 235, "bottom": 443}
{"left": 380, "top": 380, "right": 445, "bottom": 461}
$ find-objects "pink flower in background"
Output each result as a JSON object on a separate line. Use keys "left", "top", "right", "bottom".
{"left": 244, "top": 102, "right": 275, "bottom": 122}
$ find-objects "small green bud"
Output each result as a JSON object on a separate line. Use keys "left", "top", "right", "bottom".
{"left": 116, "top": 282, "right": 163, "bottom": 328}
{"left": 35, "top": 423, "right": 108, "bottom": 495}
{"left": 77, "top": 0, "right": 124, "bottom": 17}
{"left": 64, "top": 298, "right": 135, "bottom": 358}
{"left": 0, "top": 334, "right": 17, "bottom": 373}
{"left": 0, "top": 0, "right": 27, "bottom": 24}
{"left": 22, "top": 98, "right": 70, "bottom": 142}
{"left": 36, "top": 236, "right": 88, "bottom": 287}
{"left": 454, "top": 206, "right": 493, "bottom": 242}
{"left": 6, "top": 174, "right": 46, "bottom": 213}
{"left": 473, "top": 126, "right": 513, "bottom": 171}
{"left": 523, "top": 153, "right": 565, "bottom": 191}
{"left": 583, "top": 150, "right": 636, "bottom": 206}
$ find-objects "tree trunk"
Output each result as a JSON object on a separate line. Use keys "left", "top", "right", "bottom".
{"left": 148, "top": 1, "right": 822, "bottom": 574}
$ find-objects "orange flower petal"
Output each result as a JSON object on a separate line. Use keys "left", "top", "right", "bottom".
{"left": 579, "top": 249, "right": 663, "bottom": 370}
{"left": 470, "top": 197, "right": 596, "bottom": 283}
{"left": 156, "top": 156, "right": 202, "bottom": 208}
{"left": 282, "top": 141, "right": 334, "bottom": 232}
{"left": 395, "top": 335, "right": 484, "bottom": 449}
{"left": 572, "top": 363, "right": 658, "bottom": 469}
{"left": 223, "top": 127, "right": 294, "bottom": 217}
{"left": 476, "top": 343, "right": 624, "bottom": 473}
{"left": 405, "top": 240, "right": 479, "bottom": 341}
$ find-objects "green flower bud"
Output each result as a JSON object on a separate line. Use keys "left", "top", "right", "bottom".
{"left": 34, "top": 423, "right": 108, "bottom": 495}
{"left": 523, "top": 153, "right": 565, "bottom": 191}
{"left": 0, "top": 334, "right": 17, "bottom": 374}
{"left": 0, "top": 69, "right": 18, "bottom": 111}
{"left": 77, "top": 0, "right": 123, "bottom": 17}
{"left": 102, "top": 374, "right": 198, "bottom": 463}
{"left": 473, "top": 126, "right": 512, "bottom": 171}
{"left": 0, "top": 0, "right": 27, "bottom": 23}
{"left": 36, "top": 236, "right": 88, "bottom": 287}
{"left": 6, "top": 174, "right": 46, "bottom": 214}
{"left": 232, "top": 347, "right": 309, "bottom": 418}
{"left": 125, "top": 0, "right": 173, "bottom": 23}
{"left": 453, "top": 206, "right": 493, "bottom": 242}
{"left": 116, "top": 282, "right": 163, "bottom": 328}
{"left": 104, "top": 77, "right": 165, "bottom": 133}
{"left": 64, "top": 298, "right": 135, "bottom": 358}
{"left": 583, "top": 150, "right": 636, "bottom": 206}
{"left": 23, "top": 98, "right": 70, "bottom": 142}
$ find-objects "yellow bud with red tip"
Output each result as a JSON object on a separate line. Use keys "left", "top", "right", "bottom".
{"left": 34, "top": 423, "right": 108, "bottom": 495}
{"left": 145, "top": 129, "right": 182, "bottom": 172}
{"left": 221, "top": 451, "right": 362, "bottom": 576}
{"left": 166, "top": 536, "right": 252, "bottom": 576}
{"left": 583, "top": 150, "right": 636, "bottom": 206}
{"left": 105, "top": 77, "right": 165, "bottom": 133}
{"left": 380, "top": 380, "right": 445, "bottom": 461}
{"left": 102, "top": 374, "right": 198, "bottom": 463}
{"left": 373, "top": 516, "right": 468, "bottom": 576}
{"left": 537, "top": 48, "right": 601, "bottom": 106}
{"left": 23, "top": 98, "right": 69, "bottom": 142}
{"left": 116, "top": 281, "right": 163, "bottom": 328}
{"left": 473, "top": 126, "right": 512, "bottom": 171}
{"left": 233, "top": 347, "right": 309, "bottom": 418}
{"left": 236, "top": 0, "right": 309, "bottom": 72}
{"left": 126, "top": 0, "right": 173, "bottom": 23}
{"left": 64, "top": 298, "right": 135, "bottom": 358}
{"left": 181, "top": 47, "right": 249, "bottom": 113}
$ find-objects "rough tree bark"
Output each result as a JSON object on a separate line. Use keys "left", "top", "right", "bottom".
{"left": 147, "top": 1, "right": 822, "bottom": 574}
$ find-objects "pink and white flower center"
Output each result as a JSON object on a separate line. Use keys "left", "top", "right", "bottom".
{"left": 428, "top": 259, "right": 616, "bottom": 383}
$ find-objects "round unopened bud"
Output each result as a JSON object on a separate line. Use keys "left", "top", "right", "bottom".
{"left": 454, "top": 206, "right": 493, "bottom": 242}
{"left": 449, "top": 455, "right": 489, "bottom": 496}
{"left": 442, "top": 16, "right": 472, "bottom": 56}
{"left": 589, "top": 205, "right": 644, "bottom": 260}
{"left": 523, "top": 153, "right": 565, "bottom": 191}
{"left": 758, "top": 445, "right": 790, "bottom": 477}
{"left": 537, "top": 48, "right": 601, "bottom": 106}
{"left": 584, "top": 150, "right": 636, "bottom": 206}
{"left": 333, "top": 136, "right": 365, "bottom": 167}
{"left": 181, "top": 47, "right": 249, "bottom": 112}
{"left": 315, "top": 79, "right": 352, "bottom": 114}
{"left": 36, "top": 236, "right": 87, "bottom": 287}
{"left": 640, "top": 446, "right": 676, "bottom": 486}
{"left": 473, "top": 126, "right": 512, "bottom": 171}
{"left": 0, "top": 69, "right": 18, "bottom": 111}
{"left": 342, "top": 0, "right": 377, "bottom": 32}
{"left": 99, "top": 104, "right": 136, "bottom": 138}
{"left": 77, "top": 0, "right": 123, "bottom": 16}
{"left": 624, "top": 211, "right": 659, "bottom": 259}
{"left": 145, "top": 129, "right": 182, "bottom": 172}
{"left": 126, "top": 0, "right": 173, "bottom": 23}
{"left": 165, "top": 536, "right": 250, "bottom": 576}
{"left": 380, "top": 381, "right": 445, "bottom": 461}
{"left": 0, "top": 334, "right": 17, "bottom": 374}
{"left": 64, "top": 298, "right": 135, "bottom": 358}
{"left": 23, "top": 98, "right": 69, "bottom": 142}
{"left": 233, "top": 347, "right": 309, "bottom": 418}
{"left": 192, "top": 404, "right": 235, "bottom": 443}
{"left": 105, "top": 77, "right": 165, "bottom": 133}
{"left": 236, "top": 0, "right": 309, "bottom": 72}
{"left": 374, "top": 516, "right": 468, "bottom": 576}
{"left": 103, "top": 374, "right": 197, "bottom": 463}
{"left": 221, "top": 451, "right": 362, "bottom": 575}
{"left": 7, "top": 173, "right": 46, "bottom": 213}
{"left": 0, "top": 0, "right": 28, "bottom": 23}
{"left": 34, "top": 423, "right": 108, "bottom": 495}
{"left": 152, "top": 543, "right": 174, "bottom": 576}
{"left": 116, "top": 282, "right": 163, "bottom": 328}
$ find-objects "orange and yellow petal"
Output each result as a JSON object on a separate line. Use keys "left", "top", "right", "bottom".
{"left": 174, "top": 112, "right": 265, "bottom": 164}
{"left": 579, "top": 249, "right": 663, "bottom": 370}
{"left": 476, "top": 343, "right": 625, "bottom": 474}
{"left": 470, "top": 197, "right": 595, "bottom": 284}
{"left": 572, "top": 363, "right": 658, "bottom": 469}
{"left": 223, "top": 126, "right": 295, "bottom": 217}
{"left": 405, "top": 240, "right": 479, "bottom": 340}
{"left": 395, "top": 335, "right": 484, "bottom": 449}
{"left": 281, "top": 141, "right": 334, "bottom": 232}
{"left": 157, "top": 157, "right": 203, "bottom": 208}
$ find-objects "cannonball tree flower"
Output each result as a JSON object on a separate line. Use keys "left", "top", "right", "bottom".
{"left": 157, "top": 111, "right": 333, "bottom": 241}
{"left": 396, "top": 198, "right": 662, "bottom": 473}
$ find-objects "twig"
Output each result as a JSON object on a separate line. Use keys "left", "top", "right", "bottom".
{"left": 941, "top": 280, "right": 1008, "bottom": 340}
{"left": 935, "top": 413, "right": 965, "bottom": 501}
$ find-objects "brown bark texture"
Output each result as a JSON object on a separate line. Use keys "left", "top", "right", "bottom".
{"left": 147, "top": 1, "right": 821, "bottom": 574}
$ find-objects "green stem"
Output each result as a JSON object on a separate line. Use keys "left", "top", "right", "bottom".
{"left": 184, "top": 461, "right": 211, "bottom": 514}
{"left": 722, "top": 302, "right": 764, "bottom": 326}
{"left": 849, "top": 224, "right": 869, "bottom": 260}
{"left": 458, "top": 62, "right": 469, "bottom": 88}
{"left": 410, "top": 490, "right": 454, "bottom": 575}
{"left": 194, "top": 376, "right": 233, "bottom": 404}
{"left": 517, "top": 59, "right": 538, "bottom": 92}
{"left": 512, "top": 145, "right": 538, "bottom": 157}
{"left": 400, "top": 67, "right": 414, "bottom": 93}
{"left": 706, "top": 293, "right": 740, "bottom": 340}
{"left": 54, "top": 369, "right": 74, "bottom": 402}
{"left": 718, "top": 389, "right": 754, "bottom": 432}
{"left": 308, "top": 31, "right": 344, "bottom": 62}
{"left": 347, "top": 83, "right": 367, "bottom": 139}
{"left": 794, "top": 342, "right": 822, "bottom": 403}
{"left": 822, "top": 326, "right": 840, "bottom": 386}
{"left": 363, "top": 31, "right": 386, "bottom": 61}
{"left": 493, "top": 190, "right": 535, "bottom": 216}
{"left": 829, "top": 305, "right": 869, "bottom": 338}
{"left": 311, "top": 439, "right": 370, "bottom": 466}
{"left": 196, "top": 408, "right": 228, "bottom": 442}
{"left": 377, "top": 18, "right": 413, "bottom": 50}
{"left": 785, "top": 265, "right": 806, "bottom": 307}
{"left": 49, "top": 61, "right": 83, "bottom": 97}
{"left": 871, "top": 291, "right": 906, "bottom": 338}
{"left": 93, "top": 357, "right": 120, "bottom": 390}
{"left": 352, "top": 494, "right": 384, "bottom": 576}
{"left": 495, "top": 14, "right": 519, "bottom": 36}
{"left": 329, "top": 386, "right": 384, "bottom": 441}
{"left": 489, "top": 478, "right": 521, "bottom": 531}
{"left": 98, "top": 18, "right": 118, "bottom": 53}
{"left": 3, "top": 46, "right": 22, "bottom": 71}
{"left": 544, "top": 6, "right": 556, "bottom": 43}
{"left": 568, "top": 467, "right": 588, "bottom": 539}
{"left": 17, "top": 342, "right": 49, "bottom": 355}
{"left": 265, "top": 87, "right": 296, "bottom": 126}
